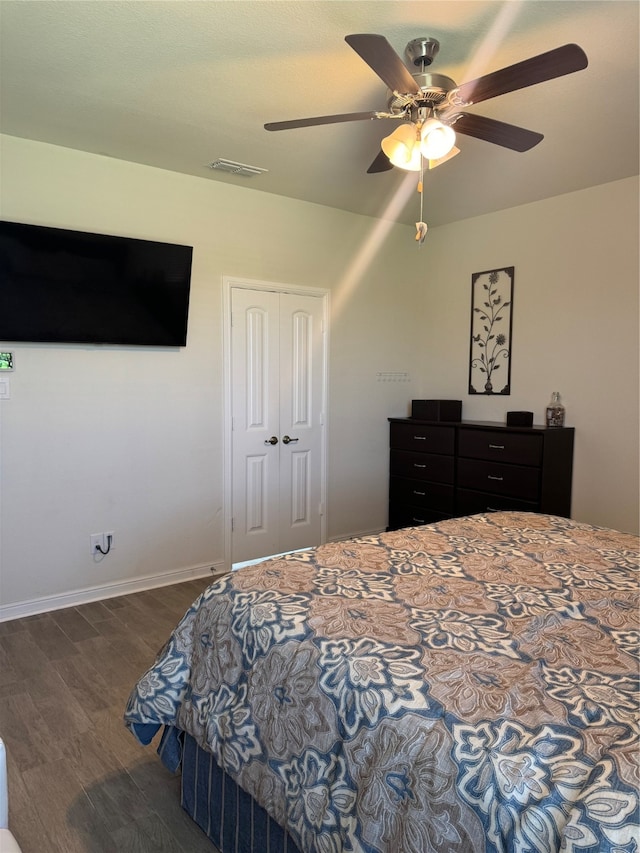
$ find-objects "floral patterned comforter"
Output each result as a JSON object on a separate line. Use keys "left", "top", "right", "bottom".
{"left": 125, "top": 512, "right": 639, "bottom": 853}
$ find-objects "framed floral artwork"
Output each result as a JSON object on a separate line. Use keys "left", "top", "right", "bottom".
{"left": 468, "top": 266, "right": 513, "bottom": 395}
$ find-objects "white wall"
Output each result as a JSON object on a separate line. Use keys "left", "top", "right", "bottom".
{"left": 419, "top": 177, "right": 639, "bottom": 534}
{"left": 0, "top": 135, "right": 423, "bottom": 615}
{"left": 1, "top": 136, "right": 638, "bottom": 617}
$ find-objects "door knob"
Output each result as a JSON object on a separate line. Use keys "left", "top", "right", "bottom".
{"left": 282, "top": 435, "right": 299, "bottom": 444}
{"left": 264, "top": 436, "right": 279, "bottom": 445}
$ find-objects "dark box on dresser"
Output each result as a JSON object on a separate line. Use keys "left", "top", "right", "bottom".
{"left": 506, "top": 411, "right": 534, "bottom": 427}
{"left": 411, "top": 399, "right": 462, "bottom": 422}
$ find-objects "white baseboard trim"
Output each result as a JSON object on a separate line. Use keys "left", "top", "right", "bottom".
{"left": 0, "top": 528, "right": 386, "bottom": 622}
{"left": 0, "top": 560, "right": 227, "bottom": 622}
{"left": 329, "top": 527, "right": 386, "bottom": 542}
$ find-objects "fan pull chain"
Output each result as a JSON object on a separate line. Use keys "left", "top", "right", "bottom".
{"left": 415, "top": 155, "right": 428, "bottom": 245}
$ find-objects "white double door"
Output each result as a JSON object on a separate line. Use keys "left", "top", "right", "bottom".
{"left": 230, "top": 285, "right": 327, "bottom": 565}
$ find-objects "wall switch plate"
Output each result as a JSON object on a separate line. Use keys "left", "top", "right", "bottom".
{"left": 0, "top": 379, "right": 10, "bottom": 399}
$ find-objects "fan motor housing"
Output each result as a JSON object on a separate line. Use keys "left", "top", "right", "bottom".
{"left": 387, "top": 71, "right": 457, "bottom": 113}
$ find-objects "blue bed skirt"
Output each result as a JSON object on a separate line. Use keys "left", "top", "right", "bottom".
{"left": 181, "top": 732, "right": 302, "bottom": 853}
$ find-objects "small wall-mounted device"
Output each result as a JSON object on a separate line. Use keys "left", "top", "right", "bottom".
{"left": 0, "top": 352, "right": 14, "bottom": 371}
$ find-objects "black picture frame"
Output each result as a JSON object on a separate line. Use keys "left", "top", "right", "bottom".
{"left": 468, "top": 266, "right": 514, "bottom": 395}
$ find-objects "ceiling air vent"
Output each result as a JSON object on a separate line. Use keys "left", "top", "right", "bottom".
{"left": 206, "top": 158, "right": 268, "bottom": 178}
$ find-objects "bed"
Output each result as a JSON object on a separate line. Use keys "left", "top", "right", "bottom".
{"left": 125, "top": 511, "right": 639, "bottom": 853}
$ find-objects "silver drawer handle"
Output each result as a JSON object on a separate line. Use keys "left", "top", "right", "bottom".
{"left": 487, "top": 506, "right": 499, "bottom": 512}
{"left": 489, "top": 444, "right": 505, "bottom": 450}
{"left": 413, "top": 490, "right": 426, "bottom": 496}
{"left": 412, "top": 517, "right": 425, "bottom": 523}
{"left": 488, "top": 475, "right": 504, "bottom": 481}
{"left": 414, "top": 463, "right": 427, "bottom": 468}
{"left": 413, "top": 435, "right": 427, "bottom": 440}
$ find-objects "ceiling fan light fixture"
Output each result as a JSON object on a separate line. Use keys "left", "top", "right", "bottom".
{"left": 381, "top": 123, "right": 422, "bottom": 171}
{"left": 427, "top": 145, "right": 461, "bottom": 170}
{"left": 420, "top": 119, "right": 456, "bottom": 160}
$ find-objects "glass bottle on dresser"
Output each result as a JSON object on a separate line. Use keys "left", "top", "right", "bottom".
{"left": 546, "top": 391, "right": 566, "bottom": 427}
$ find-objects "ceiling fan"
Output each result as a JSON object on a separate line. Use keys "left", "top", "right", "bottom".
{"left": 264, "top": 34, "right": 588, "bottom": 174}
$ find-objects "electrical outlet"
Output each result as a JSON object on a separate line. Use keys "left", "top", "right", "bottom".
{"left": 90, "top": 531, "right": 115, "bottom": 556}
{"left": 90, "top": 533, "right": 104, "bottom": 555}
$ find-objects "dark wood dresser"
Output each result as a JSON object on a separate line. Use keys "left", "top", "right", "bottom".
{"left": 388, "top": 418, "right": 574, "bottom": 530}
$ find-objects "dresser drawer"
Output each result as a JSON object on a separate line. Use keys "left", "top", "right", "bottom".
{"left": 390, "top": 450, "right": 455, "bottom": 484}
{"left": 457, "top": 488, "right": 538, "bottom": 515}
{"left": 458, "top": 428, "right": 543, "bottom": 466}
{"left": 458, "top": 458, "right": 540, "bottom": 501}
{"left": 388, "top": 504, "right": 451, "bottom": 530}
{"left": 390, "top": 476, "right": 454, "bottom": 512}
{"left": 390, "top": 422, "right": 455, "bottom": 455}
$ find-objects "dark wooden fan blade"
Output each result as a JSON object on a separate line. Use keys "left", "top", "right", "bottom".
{"left": 345, "top": 34, "right": 421, "bottom": 95}
{"left": 453, "top": 113, "right": 543, "bottom": 151}
{"left": 265, "top": 111, "right": 381, "bottom": 131}
{"left": 456, "top": 44, "right": 588, "bottom": 105}
{"left": 367, "top": 150, "right": 393, "bottom": 173}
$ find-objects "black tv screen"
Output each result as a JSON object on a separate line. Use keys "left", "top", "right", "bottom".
{"left": 0, "top": 221, "right": 193, "bottom": 346}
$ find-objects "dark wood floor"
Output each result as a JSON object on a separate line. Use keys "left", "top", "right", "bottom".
{"left": 0, "top": 576, "right": 222, "bottom": 853}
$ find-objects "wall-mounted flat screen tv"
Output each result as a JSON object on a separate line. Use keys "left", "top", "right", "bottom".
{"left": 0, "top": 221, "right": 193, "bottom": 346}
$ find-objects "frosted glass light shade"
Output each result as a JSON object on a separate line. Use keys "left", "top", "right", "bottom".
{"left": 420, "top": 119, "right": 456, "bottom": 160}
{"left": 427, "top": 145, "right": 460, "bottom": 170}
{"left": 381, "top": 124, "right": 422, "bottom": 171}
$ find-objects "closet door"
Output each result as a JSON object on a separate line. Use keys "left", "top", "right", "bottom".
{"left": 231, "top": 287, "right": 325, "bottom": 564}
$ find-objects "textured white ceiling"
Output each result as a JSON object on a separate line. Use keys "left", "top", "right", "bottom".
{"left": 1, "top": 0, "right": 638, "bottom": 226}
